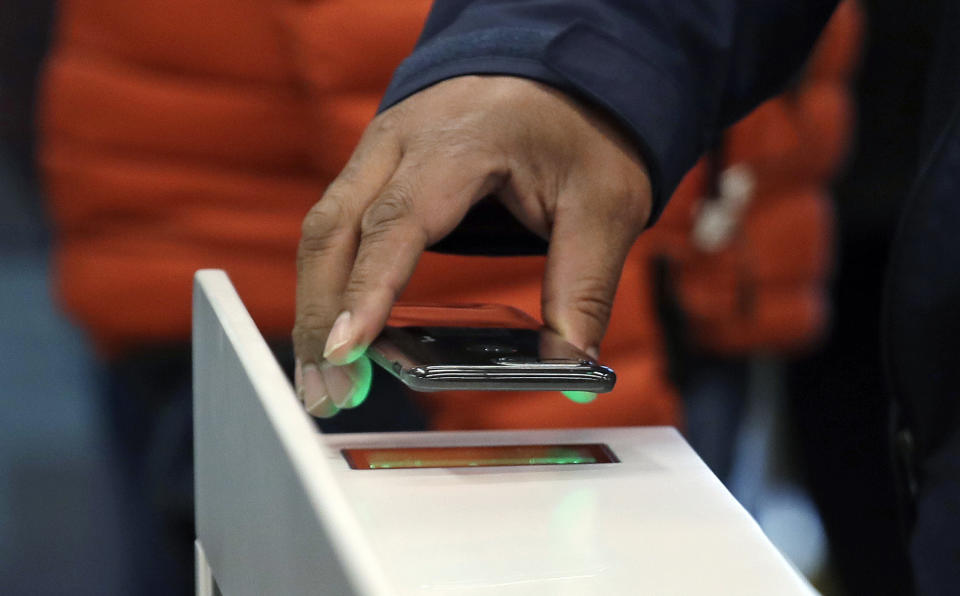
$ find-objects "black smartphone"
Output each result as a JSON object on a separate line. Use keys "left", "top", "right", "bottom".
{"left": 367, "top": 304, "right": 616, "bottom": 393}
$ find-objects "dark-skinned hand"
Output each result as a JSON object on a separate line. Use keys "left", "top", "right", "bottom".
{"left": 293, "top": 75, "right": 652, "bottom": 417}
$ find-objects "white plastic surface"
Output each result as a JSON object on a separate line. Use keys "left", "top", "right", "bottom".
{"left": 320, "top": 428, "right": 816, "bottom": 595}
{"left": 194, "top": 269, "right": 815, "bottom": 595}
{"left": 193, "top": 270, "right": 393, "bottom": 596}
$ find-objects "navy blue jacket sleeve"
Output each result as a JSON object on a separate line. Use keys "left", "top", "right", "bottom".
{"left": 379, "top": 0, "right": 840, "bottom": 225}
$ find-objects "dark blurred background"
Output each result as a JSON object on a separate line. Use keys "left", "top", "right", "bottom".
{"left": 787, "top": 1, "right": 936, "bottom": 594}
{"left": 1, "top": 1, "right": 128, "bottom": 593}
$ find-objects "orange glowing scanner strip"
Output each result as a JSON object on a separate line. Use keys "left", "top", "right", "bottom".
{"left": 341, "top": 443, "right": 619, "bottom": 470}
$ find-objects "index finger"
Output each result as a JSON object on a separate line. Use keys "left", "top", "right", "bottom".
{"left": 320, "top": 151, "right": 508, "bottom": 364}
{"left": 292, "top": 126, "right": 401, "bottom": 411}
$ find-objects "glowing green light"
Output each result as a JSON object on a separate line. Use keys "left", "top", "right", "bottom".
{"left": 342, "top": 346, "right": 367, "bottom": 365}
{"left": 343, "top": 355, "right": 373, "bottom": 408}
{"left": 368, "top": 455, "right": 598, "bottom": 469}
{"left": 562, "top": 390, "right": 598, "bottom": 404}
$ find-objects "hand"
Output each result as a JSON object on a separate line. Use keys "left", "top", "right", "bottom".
{"left": 293, "top": 75, "right": 652, "bottom": 416}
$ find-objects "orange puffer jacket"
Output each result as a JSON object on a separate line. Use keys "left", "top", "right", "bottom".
{"left": 40, "top": 0, "right": 434, "bottom": 355}
{"left": 646, "top": 0, "right": 861, "bottom": 354}
{"left": 40, "top": 0, "right": 857, "bottom": 431}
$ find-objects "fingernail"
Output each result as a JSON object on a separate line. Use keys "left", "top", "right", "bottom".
{"left": 323, "top": 311, "right": 354, "bottom": 361}
{"left": 301, "top": 363, "right": 330, "bottom": 412}
{"left": 323, "top": 357, "right": 374, "bottom": 409}
{"left": 323, "top": 365, "right": 354, "bottom": 408}
{"left": 585, "top": 346, "right": 600, "bottom": 360}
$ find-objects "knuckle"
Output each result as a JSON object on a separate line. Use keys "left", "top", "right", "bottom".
{"left": 299, "top": 199, "right": 347, "bottom": 258}
{"left": 369, "top": 105, "right": 407, "bottom": 137}
{"left": 360, "top": 186, "right": 416, "bottom": 237}
{"left": 556, "top": 274, "right": 616, "bottom": 327}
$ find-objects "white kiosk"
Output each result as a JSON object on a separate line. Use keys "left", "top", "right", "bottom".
{"left": 193, "top": 270, "right": 816, "bottom": 595}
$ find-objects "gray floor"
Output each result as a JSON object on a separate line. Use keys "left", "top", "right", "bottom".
{"left": 0, "top": 156, "right": 128, "bottom": 594}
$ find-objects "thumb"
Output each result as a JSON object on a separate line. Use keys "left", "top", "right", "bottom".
{"left": 540, "top": 201, "right": 643, "bottom": 357}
